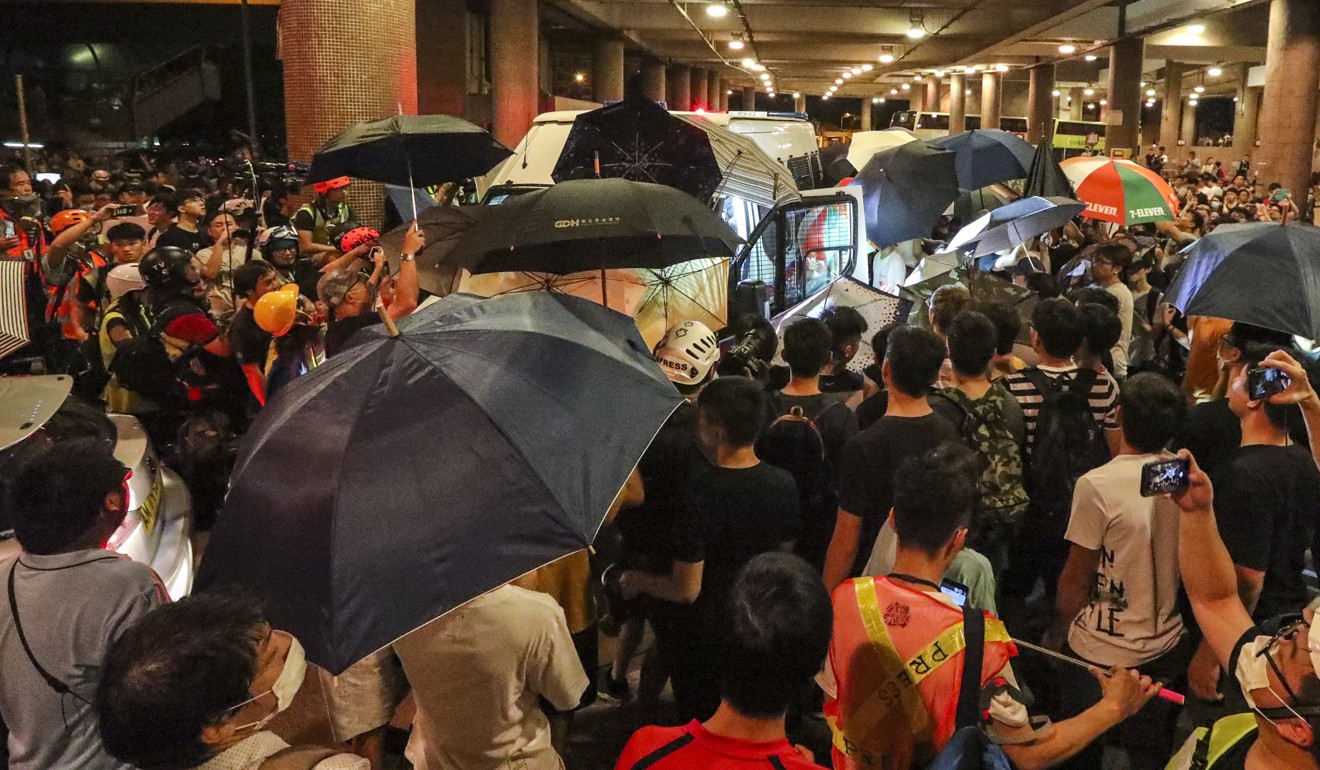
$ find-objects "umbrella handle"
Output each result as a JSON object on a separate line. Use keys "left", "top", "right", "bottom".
{"left": 378, "top": 306, "right": 399, "bottom": 337}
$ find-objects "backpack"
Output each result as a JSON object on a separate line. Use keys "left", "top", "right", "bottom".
{"left": 1022, "top": 368, "right": 1111, "bottom": 517}
{"left": 931, "top": 386, "right": 1029, "bottom": 525}
{"left": 758, "top": 394, "right": 844, "bottom": 507}
{"left": 922, "top": 603, "right": 1014, "bottom": 770}
{"left": 108, "top": 327, "right": 176, "bottom": 401}
{"left": 1163, "top": 713, "right": 1257, "bottom": 770}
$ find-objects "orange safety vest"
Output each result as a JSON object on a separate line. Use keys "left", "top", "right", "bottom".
{"left": 826, "top": 576, "right": 1017, "bottom": 770}
{"left": 46, "top": 249, "right": 107, "bottom": 338}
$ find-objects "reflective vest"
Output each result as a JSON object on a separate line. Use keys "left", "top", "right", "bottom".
{"left": 46, "top": 248, "right": 107, "bottom": 338}
{"left": 296, "top": 200, "right": 351, "bottom": 246}
{"left": 826, "top": 576, "right": 1016, "bottom": 770}
{"left": 1164, "top": 713, "right": 1257, "bottom": 770}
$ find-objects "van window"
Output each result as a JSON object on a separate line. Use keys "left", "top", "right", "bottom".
{"left": 733, "top": 196, "right": 858, "bottom": 313}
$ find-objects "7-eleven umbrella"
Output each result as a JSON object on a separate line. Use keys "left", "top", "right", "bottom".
{"left": 1060, "top": 157, "right": 1178, "bottom": 226}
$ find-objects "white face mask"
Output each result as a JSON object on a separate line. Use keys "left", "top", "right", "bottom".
{"left": 1235, "top": 627, "right": 1320, "bottom": 726}
{"left": 231, "top": 632, "right": 307, "bottom": 732}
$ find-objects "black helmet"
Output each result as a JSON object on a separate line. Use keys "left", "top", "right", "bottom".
{"left": 139, "top": 246, "right": 197, "bottom": 291}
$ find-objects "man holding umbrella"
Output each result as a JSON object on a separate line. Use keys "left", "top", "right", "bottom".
{"left": 318, "top": 224, "right": 423, "bottom": 356}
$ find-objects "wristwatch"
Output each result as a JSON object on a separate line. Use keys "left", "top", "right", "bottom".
{"left": 400, "top": 253, "right": 416, "bottom": 262}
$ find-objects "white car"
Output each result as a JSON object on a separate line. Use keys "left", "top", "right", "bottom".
{"left": 0, "top": 375, "right": 193, "bottom": 600}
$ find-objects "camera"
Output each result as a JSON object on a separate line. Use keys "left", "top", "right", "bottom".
{"left": 1246, "top": 365, "right": 1290, "bottom": 401}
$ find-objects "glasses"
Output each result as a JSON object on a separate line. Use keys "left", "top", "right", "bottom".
{"left": 1256, "top": 617, "right": 1314, "bottom": 709}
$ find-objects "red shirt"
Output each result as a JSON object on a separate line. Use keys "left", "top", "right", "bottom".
{"left": 615, "top": 721, "right": 824, "bottom": 770}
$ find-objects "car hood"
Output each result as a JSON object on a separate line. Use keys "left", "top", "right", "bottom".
{"left": 0, "top": 375, "right": 73, "bottom": 452}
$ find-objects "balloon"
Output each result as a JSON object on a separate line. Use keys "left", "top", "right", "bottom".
{"left": 255, "top": 289, "right": 298, "bottom": 336}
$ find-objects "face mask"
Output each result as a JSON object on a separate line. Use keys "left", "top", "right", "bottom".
{"left": 1236, "top": 631, "right": 1315, "bottom": 728}
{"left": 231, "top": 632, "right": 307, "bottom": 732}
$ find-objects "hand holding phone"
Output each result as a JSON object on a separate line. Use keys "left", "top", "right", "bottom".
{"left": 1247, "top": 365, "right": 1291, "bottom": 401}
{"left": 1140, "top": 457, "right": 1190, "bottom": 497}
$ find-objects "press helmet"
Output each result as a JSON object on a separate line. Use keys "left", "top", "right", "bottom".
{"left": 138, "top": 246, "right": 198, "bottom": 291}
{"left": 337, "top": 226, "right": 379, "bottom": 253}
{"left": 105, "top": 264, "right": 147, "bottom": 300}
{"left": 653, "top": 320, "right": 720, "bottom": 387}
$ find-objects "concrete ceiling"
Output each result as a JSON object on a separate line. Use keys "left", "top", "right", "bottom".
{"left": 547, "top": 0, "right": 1271, "bottom": 98}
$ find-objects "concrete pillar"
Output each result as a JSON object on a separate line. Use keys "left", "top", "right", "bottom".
{"left": 1026, "top": 64, "right": 1055, "bottom": 144}
{"left": 641, "top": 59, "right": 666, "bottom": 103}
{"left": 1237, "top": 85, "right": 1262, "bottom": 153}
{"left": 1104, "top": 36, "right": 1143, "bottom": 157}
{"left": 592, "top": 37, "right": 625, "bottom": 104}
{"left": 490, "top": 0, "right": 538, "bottom": 148}
{"left": 690, "top": 68, "right": 708, "bottom": 110}
{"left": 706, "top": 71, "right": 721, "bottom": 112}
{"left": 794, "top": 92, "right": 807, "bottom": 114}
{"left": 281, "top": 0, "right": 416, "bottom": 228}
{"left": 925, "top": 77, "right": 941, "bottom": 114}
{"left": 911, "top": 84, "right": 924, "bottom": 113}
{"left": 1182, "top": 99, "right": 1198, "bottom": 151}
{"left": 417, "top": 0, "right": 470, "bottom": 119}
{"left": 981, "top": 71, "right": 1001, "bottom": 129}
{"left": 717, "top": 80, "right": 728, "bottom": 111}
{"left": 743, "top": 86, "right": 756, "bottom": 111}
{"left": 949, "top": 73, "right": 967, "bottom": 134}
{"left": 667, "top": 64, "right": 691, "bottom": 110}
{"left": 1069, "top": 87, "right": 1085, "bottom": 120}
{"left": 1159, "top": 62, "right": 1185, "bottom": 154}
{"left": 1255, "top": 0, "right": 1320, "bottom": 197}
{"left": 860, "top": 100, "right": 872, "bottom": 130}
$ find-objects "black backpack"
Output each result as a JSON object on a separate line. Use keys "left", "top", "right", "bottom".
{"left": 758, "top": 394, "right": 844, "bottom": 508}
{"left": 1022, "top": 368, "right": 1110, "bottom": 517}
{"left": 108, "top": 325, "right": 176, "bottom": 401}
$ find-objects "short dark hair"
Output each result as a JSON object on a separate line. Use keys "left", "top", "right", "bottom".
{"left": 5, "top": 165, "right": 26, "bottom": 185}
{"left": 821, "top": 306, "right": 867, "bottom": 356}
{"left": 1031, "top": 298, "right": 1085, "bottom": 359}
{"left": 107, "top": 222, "right": 147, "bottom": 243}
{"left": 232, "top": 260, "right": 276, "bottom": 299}
{"left": 946, "top": 311, "right": 997, "bottom": 377}
{"left": 176, "top": 189, "right": 205, "bottom": 211}
{"left": 1092, "top": 242, "right": 1133, "bottom": 269}
{"left": 98, "top": 594, "right": 265, "bottom": 770}
{"left": 148, "top": 192, "right": 176, "bottom": 211}
{"left": 977, "top": 302, "right": 1021, "bottom": 356}
{"left": 893, "top": 443, "right": 979, "bottom": 556}
{"left": 1078, "top": 302, "right": 1123, "bottom": 355}
{"left": 1241, "top": 345, "right": 1310, "bottom": 435}
{"left": 1222, "top": 322, "right": 1293, "bottom": 358}
{"left": 1070, "top": 285, "right": 1120, "bottom": 315}
{"left": 719, "top": 553, "right": 832, "bottom": 718}
{"left": 928, "top": 285, "right": 970, "bottom": 334}
{"left": 781, "top": 318, "right": 833, "bottom": 378}
{"left": 698, "top": 376, "right": 767, "bottom": 447}
{"left": 1120, "top": 373, "right": 1187, "bottom": 452}
{"left": 870, "top": 323, "right": 897, "bottom": 364}
{"left": 1025, "top": 272, "right": 1060, "bottom": 300}
{"left": 884, "top": 325, "right": 946, "bottom": 397}
{"left": 6, "top": 439, "right": 126, "bottom": 555}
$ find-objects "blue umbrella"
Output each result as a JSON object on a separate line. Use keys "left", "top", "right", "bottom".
{"left": 196, "top": 292, "right": 683, "bottom": 673}
{"left": 931, "top": 129, "right": 1036, "bottom": 190}
{"left": 855, "top": 141, "right": 960, "bottom": 249}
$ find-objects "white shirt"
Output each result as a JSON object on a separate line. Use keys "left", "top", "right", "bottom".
{"left": 193, "top": 243, "right": 262, "bottom": 316}
{"left": 197, "top": 731, "right": 367, "bottom": 770}
{"left": 1104, "top": 282, "right": 1134, "bottom": 379}
{"left": 393, "top": 585, "right": 589, "bottom": 770}
{"left": 1065, "top": 454, "right": 1184, "bottom": 668}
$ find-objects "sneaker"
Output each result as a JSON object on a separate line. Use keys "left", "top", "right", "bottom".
{"left": 598, "top": 666, "right": 631, "bottom": 703}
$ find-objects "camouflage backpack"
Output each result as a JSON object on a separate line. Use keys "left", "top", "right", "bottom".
{"left": 931, "top": 384, "right": 1030, "bottom": 525}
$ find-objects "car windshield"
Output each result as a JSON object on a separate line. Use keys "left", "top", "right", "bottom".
{"left": 0, "top": 397, "right": 116, "bottom": 537}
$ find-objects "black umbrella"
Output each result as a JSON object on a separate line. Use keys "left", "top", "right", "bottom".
{"left": 552, "top": 90, "right": 722, "bottom": 203}
{"left": 856, "top": 141, "right": 960, "bottom": 249}
{"left": 947, "top": 196, "right": 1085, "bottom": 258}
{"left": 456, "top": 178, "right": 743, "bottom": 276}
{"left": 1023, "top": 139, "right": 1075, "bottom": 199}
{"left": 1164, "top": 222, "right": 1320, "bottom": 339}
{"left": 195, "top": 292, "right": 683, "bottom": 674}
{"left": 377, "top": 205, "right": 487, "bottom": 296}
{"left": 308, "top": 114, "right": 512, "bottom": 191}
{"left": 930, "top": 129, "right": 1035, "bottom": 190}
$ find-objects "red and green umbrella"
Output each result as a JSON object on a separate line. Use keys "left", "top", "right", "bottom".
{"left": 1060, "top": 157, "right": 1178, "bottom": 226}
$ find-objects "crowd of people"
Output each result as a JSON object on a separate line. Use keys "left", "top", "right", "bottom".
{"left": 1141, "top": 146, "right": 1316, "bottom": 228}
{"left": 3, "top": 140, "right": 1320, "bottom": 770}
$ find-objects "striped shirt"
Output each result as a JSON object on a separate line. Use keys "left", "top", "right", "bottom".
{"left": 1004, "top": 364, "right": 1119, "bottom": 454}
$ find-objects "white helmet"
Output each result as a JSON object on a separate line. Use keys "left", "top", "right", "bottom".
{"left": 106, "top": 263, "right": 147, "bottom": 300}
{"left": 653, "top": 320, "right": 720, "bottom": 386}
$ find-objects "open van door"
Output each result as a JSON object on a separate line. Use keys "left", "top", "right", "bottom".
{"left": 729, "top": 187, "right": 864, "bottom": 317}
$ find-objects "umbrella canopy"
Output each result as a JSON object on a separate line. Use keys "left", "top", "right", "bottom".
{"left": 633, "top": 258, "right": 729, "bottom": 348}
{"left": 377, "top": 205, "right": 487, "bottom": 297}
{"left": 195, "top": 292, "right": 683, "bottom": 673}
{"left": 845, "top": 128, "right": 920, "bottom": 173}
{"left": 900, "top": 263, "right": 1031, "bottom": 328}
{"left": 455, "top": 178, "right": 743, "bottom": 275}
{"left": 308, "top": 114, "right": 512, "bottom": 188}
{"left": 856, "top": 142, "right": 960, "bottom": 249}
{"left": 930, "top": 129, "right": 1035, "bottom": 190}
{"left": 1024, "top": 140, "right": 1075, "bottom": 199}
{"left": 1060, "top": 157, "right": 1178, "bottom": 226}
{"left": 672, "top": 114, "right": 800, "bottom": 209}
{"left": 457, "top": 269, "right": 650, "bottom": 318}
{"left": 551, "top": 91, "right": 721, "bottom": 203}
{"left": 770, "top": 276, "right": 912, "bottom": 374}
{"left": 1163, "top": 222, "right": 1320, "bottom": 339}
{"left": 0, "top": 262, "right": 30, "bottom": 360}
{"left": 946, "top": 196, "right": 1085, "bottom": 258}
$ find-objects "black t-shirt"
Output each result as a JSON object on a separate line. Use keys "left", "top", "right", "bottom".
{"left": 154, "top": 225, "right": 211, "bottom": 255}
{"left": 837, "top": 412, "right": 961, "bottom": 575}
{"left": 1215, "top": 444, "right": 1320, "bottom": 621}
{"left": 675, "top": 463, "right": 800, "bottom": 630}
{"left": 1173, "top": 399, "right": 1241, "bottom": 477}
{"left": 615, "top": 401, "right": 707, "bottom": 571}
{"left": 819, "top": 369, "right": 865, "bottom": 394}
{"left": 855, "top": 390, "right": 889, "bottom": 432}
{"left": 228, "top": 306, "right": 272, "bottom": 369}
{"left": 324, "top": 312, "right": 381, "bottom": 357}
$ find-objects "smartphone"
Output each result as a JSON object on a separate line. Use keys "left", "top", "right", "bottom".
{"left": 1140, "top": 457, "right": 1191, "bottom": 497}
{"left": 939, "top": 579, "right": 968, "bottom": 607}
{"left": 35, "top": 173, "right": 59, "bottom": 184}
{"left": 1247, "top": 365, "right": 1290, "bottom": 400}
{"left": 111, "top": 204, "right": 139, "bottom": 218}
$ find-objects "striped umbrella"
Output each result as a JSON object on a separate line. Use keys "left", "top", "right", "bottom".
{"left": 0, "top": 262, "right": 30, "bottom": 360}
{"left": 674, "top": 114, "right": 801, "bottom": 209}
{"left": 1060, "top": 157, "right": 1179, "bottom": 226}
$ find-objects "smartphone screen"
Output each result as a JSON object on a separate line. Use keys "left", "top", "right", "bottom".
{"left": 1247, "top": 366, "right": 1290, "bottom": 400}
{"left": 1140, "top": 457, "right": 1190, "bottom": 497}
{"left": 939, "top": 579, "right": 968, "bottom": 607}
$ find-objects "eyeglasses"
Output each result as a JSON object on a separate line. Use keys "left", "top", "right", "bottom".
{"left": 1256, "top": 617, "right": 1314, "bottom": 710}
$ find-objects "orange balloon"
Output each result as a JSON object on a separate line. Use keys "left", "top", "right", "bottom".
{"left": 255, "top": 289, "right": 297, "bottom": 336}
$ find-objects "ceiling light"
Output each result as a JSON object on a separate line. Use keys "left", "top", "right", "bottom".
{"left": 1146, "top": 100, "right": 1155, "bottom": 107}
{"left": 1099, "top": 99, "right": 1107, "bottom": 105}
{"left": 901, "top": 83, "right": 911, "bottom": 91}
{"left": 879, "top": 97, "right": 886, "bottom": 103}
{"left": 1208, "top": 66, "right": 1222, "bottom": 77}
{"left": 843, "top": 72, "right": 852, "bottom": 79}
{"left": 835, "top": 78, "right": 844, "bottom": 85}
{"left": 727, "top": 89, "right": 733, "bottom": 94}
{"left": 914, "top": 74, "right": 923, "bottom": 81}
{"left": 1188, "top": 23, "right": 1205, "bottom": 34}
{"left": 1059, "top": 43, "right": 1076, "bottom": 54}
{"left": 963, "top": 66, "right": 976, "bottom": 74}
{"left": 574, "top": 72, "right": 584, "bottom": 83}
{"left": 1052, "top": 89, "right": 1060, "bottom": 97}
{"left": 965, "top": 88, "right": 972, "bottom": 95}
{"left": 760, "top": 72, "right": 771, "bottom": 80}
{"left": 995, "top": 64, "right": 1008, "bottom": 72}
{"left": 750, "top": 62, "right": 766, "bottom": 72}
{"left": 793, "top": 92, "right": 801, "bottom": 98}
{"left": 907, "top": 12, "right": 926, "bottom": 39}
{"left": 1139, "top": 81, "right": 1146, "bottom": 87}
{"left": 705, "top": 3, "right": 728, "bottom": 17}
{"left": 740, "top": 58, "right": 756, "bottom": 68}
{"left": 934, "top": 70, "right": 945, "bottom": 77}
{"left": 1084, "top": 55, "right": 1097, "bottom": 62}
{"left": 890, "top": 88, "right": 899, "bottom": 94}
{"left": 879, "top": 52, "right": 895, "bottom": 64}
{"left": 851, "top": 67, "right": 863, "bottom": 75}
{"left": 1194, "top": 85, "right": 1205, "bottom": 93}
{"left": 1146, "top": 88, "right": 1156, "bottom": 96}
{"left": 861, "top": 64, "right": 873, "bottom": 72}
{"left": 1083, "top": 87, "right": 1094, "bottom": 95}
{"left": 822, "top": 95, "right": 830, "bottom": 100}
{"left": 727, "top": 38, "right": 745, "bottom": 51}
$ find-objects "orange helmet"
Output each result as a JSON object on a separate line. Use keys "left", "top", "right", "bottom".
{"left": 337, "top": 226, "right": 379, "bottom": 253}
{"left": 313, "top": 176, "right": 351, "bottom": 195}
{"left": 50, "top": 209, "right": 93, "bottom": 234}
